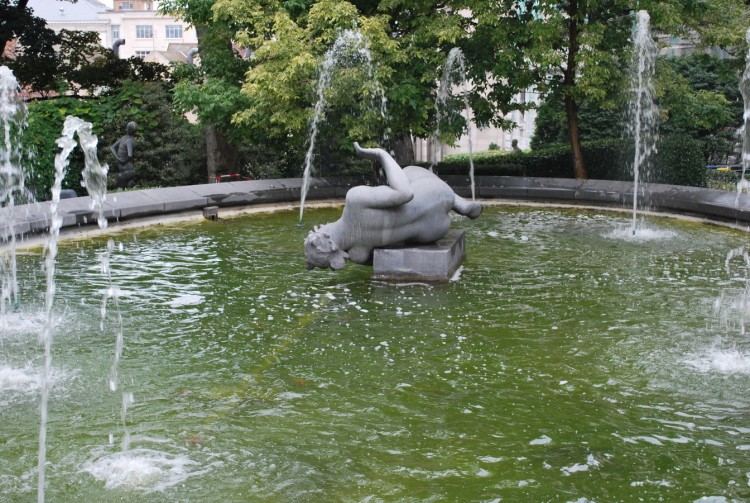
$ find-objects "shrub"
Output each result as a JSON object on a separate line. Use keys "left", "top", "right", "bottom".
{"left": 650, "top": 134, "right": 706, "bottom": 187}
{"left": 706, "top": 170, "right": 739, "bottom": 191}
{"left": 23, "top": 82, "right": 206, "bottom": 200}
{"left": 97, "top": 81, "right": 206, "bottom": 189}
{"left": 23, "top": 97, "right": 102, "bottom": 200}
{"left": 436, "top": 134, "right": 706, "bottom": 187}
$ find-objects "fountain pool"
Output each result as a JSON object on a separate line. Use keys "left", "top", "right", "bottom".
{"left": 2, "top": 204, "right": 750, "bottom": 501}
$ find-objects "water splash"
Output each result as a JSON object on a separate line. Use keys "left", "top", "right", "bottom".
{"left": 432, "top": 48, "right": 475, "bottom": 200}
{"left": 38, "top": 116, "right": 109, "bottom": 503}
{"left": 737, "top": 28, "right": 750, "bottom": 200}
{"left": 626, "top": 11, "right": 659, "bottom": 236}
{"left": 81, "top": 446, "right": 203, "bottom": 492}
{"left": 0, "top": 66, "right": 28, "bottom": 313}
{"left": 299, "top": 30, "right": 388, "bottom": 223}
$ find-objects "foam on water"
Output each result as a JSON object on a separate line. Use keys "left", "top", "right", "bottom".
{"left": 684, "top": 346, "right": 750, "bottom": 374}
{"left": 81, "top": 447, "right": 204, "bottom": 492}
{"left": 0, "top": 364, "right": 69, "bottom": 407}
{"left": 0, "top": 311, "right": 49, "bottom": 337}
{"left": 605, "top": 225, "right": 676, "bottom": 242}
{"left": 0, "top": 364, "right": 39, "bottom": 391}
{"left": 166, "top": 294, "right": 204, "bottom": 307}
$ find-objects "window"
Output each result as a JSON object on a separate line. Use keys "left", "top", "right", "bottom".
{"left": 135, "top": 51, "right": 151, "bottom": 59}
{"left": 135, "top": 25, "right": 153, "bottom": 39}
{"left": 111, "top": 24, "right": 120, "bottom": 40}
{"left": 165, "top": 25, "right": 183, "bottom": 39}
{"left": 119, "top": 2, "right": 133, "bottom": 10}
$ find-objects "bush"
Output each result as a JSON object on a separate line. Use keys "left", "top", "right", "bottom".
{"left": 706, "top": 169, "right": 739, "bottom": 191}
{"left": 436, "top": 134, "right": 706, "bottom": 187}
{"left": 650, "top": 134, "right": 706, "bottom": 187}
{"left": 23, "top": 97, "right": 102, "bottom": 200}
{"left": 98, "top": 82, "right": 206, "bottom": 189}
{"left": 23, "top": 82, "right": 206, "bottom": 200}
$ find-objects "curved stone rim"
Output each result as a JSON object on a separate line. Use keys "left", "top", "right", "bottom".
{"left": 2, "top": 175, "right": 749, "bottom": 245}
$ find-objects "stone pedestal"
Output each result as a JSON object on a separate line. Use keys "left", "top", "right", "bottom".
{"left": 203, "top": 206, "right": 219, "bottom": 220}
{"left": 372, "top": 229, "right": 465, "bottom": 282}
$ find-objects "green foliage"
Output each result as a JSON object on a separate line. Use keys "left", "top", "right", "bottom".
{"left": 210, "top": 0, "right": 470, "bottom": 160}
{"left": 650, "top": 134, "right": 707, "bottom": 187}
{"left": 531, "top": 88, "right": 626, "bottom": 150}
{"left": 465, "top": 0, "right": 748, "bottom": 178}
{"left": 23, "top": 82, "right": 206, "bottom": 200}
{"left": 706, "top": 169, "right": 740, "bottom": 191}
{"left": 438, "top": 135, "right": 705, "bottom": 187}
{"left": 163, "top": 0, "right": 748, "bottom": 179}
{"left": 1, "top": 0, "right": 59, "bottom": 95}
{"left": 533, "top": 50, "right": 744, "bottom": 170}
{"left": 658, "top": 53, "right": 742, "bottom": 164}
{"left": 5, "top": 25, "right": 173, "bottom": 97}
{"left": 98, "top": 82, "right": 207, "bottom": 189}
{"left": 23, "top": 98, "right": 102, "bottom": 200}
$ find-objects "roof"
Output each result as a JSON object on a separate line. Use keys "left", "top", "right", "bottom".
{"left": 28, "top": 0, "right": 109, "bottom": 22}
{"left": 144, "top": 50, "right": 187, "bottom": 64}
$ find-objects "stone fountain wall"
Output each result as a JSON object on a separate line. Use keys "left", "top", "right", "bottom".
{"left": 3, "top": 175, "right": 750, "bottom": 242}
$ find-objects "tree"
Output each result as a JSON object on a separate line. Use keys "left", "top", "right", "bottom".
{"left": 160, "top": 0, "right": 254, "bottom": 181}
{"left": 658, "top": 52, "right": 741, "bottom": 164}
{"left": 167, "top": 0, "right": 750, "bottom": 180}
{"left": 464, "top": 0, "right": 749, "bottom": 179}
{"left": 208, "top": 0, "right": 475, "bottom": 168}
{"left": 0, "top": 0, "right": 60, "bottom": 93}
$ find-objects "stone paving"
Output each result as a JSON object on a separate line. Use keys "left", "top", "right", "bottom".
{"left": 2, "top": 175, "right": 750, "bottom": 242}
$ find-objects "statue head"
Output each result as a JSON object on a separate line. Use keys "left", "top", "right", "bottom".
{"left": 304, "top": 228, "right": 348, "bottom": 270}
{"left": 126, "top": 121, "right": 137, "bottom": 135}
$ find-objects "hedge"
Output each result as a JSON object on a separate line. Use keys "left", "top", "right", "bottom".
{"left": 437, "top": 134, "right": 706, "bottom": 187}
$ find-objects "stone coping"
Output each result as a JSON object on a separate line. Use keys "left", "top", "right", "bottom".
{"left": 2, "top": 175, "right": 750, "bottom": 244}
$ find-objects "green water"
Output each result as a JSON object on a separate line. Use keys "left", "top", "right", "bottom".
{"left": 2, "top": 206, "right": 750, "bottom": 502}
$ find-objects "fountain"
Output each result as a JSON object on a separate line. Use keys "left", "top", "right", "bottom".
{"left": 626, "top": 10, "right": 659, "bottom": 235}
{"left": 432, "top": 48, "right": 476, "bottom": 200}
{"left": 738, "top": 28, "right": 750, "bottom": 196}
{"left": 5, "top": 24, "right": 750, "bottom": 502}
{"left": 3, "top": 205, "right": 750, "bottom": 501}
{"left": 299, "top": 29, "right": 388, "bottom": 223}
{"left": 38, "top": 115, "right": 112, "bottom": 503}
{"left": 0, "top": 66, "right": 28, "bottom": 313}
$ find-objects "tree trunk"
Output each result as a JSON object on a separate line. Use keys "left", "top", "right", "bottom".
{"left": 205, "top": 126, "right": 238, "bottom": 183}
{"left": 564, "top": 94, "right": 587, "bottom": 179}
{"left": 391, "top": 133, "right": 415, "bottom": 166}
{"left": 564, "top": 0, "right": 588, "bottom": 180}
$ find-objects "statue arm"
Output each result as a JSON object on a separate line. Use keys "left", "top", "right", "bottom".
{"left": 110, "top": 139, "right": 125, "bottom": 163}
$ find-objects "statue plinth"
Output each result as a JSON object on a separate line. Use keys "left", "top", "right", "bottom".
{"left": 372, "top": 229, "right": 465, "bottom": 282}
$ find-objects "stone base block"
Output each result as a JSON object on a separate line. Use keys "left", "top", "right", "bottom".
{"left": 372, "top": 229, "right": 465, "bottom": 282}
{"left": 203, "top": 206, "right": 219, "bottom": 220}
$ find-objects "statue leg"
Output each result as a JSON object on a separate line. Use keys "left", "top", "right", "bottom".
{"left": 353, "top": 143, "right": 414, "bottom": 207}
{"left": 453, "top": 195, "right": 482, "bottom": 219}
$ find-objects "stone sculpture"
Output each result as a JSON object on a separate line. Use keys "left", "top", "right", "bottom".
{"left": 304, "top": 143, "right": 482, "bottom": 270}
{"left": 110, "top": 121, "right": 137, "bottom": 189}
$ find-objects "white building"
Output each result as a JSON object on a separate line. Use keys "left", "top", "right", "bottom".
{"left": 105, "top": 2, "right": 197, "bottom": 60}
{"left": 27, "top": 0, "right": 111, "bottom": 47}
{"left": 413, "top": 88, "right": 539, "bottom": 163}
{"left": 26, "top": 0, "right": 197, "bottom": 61}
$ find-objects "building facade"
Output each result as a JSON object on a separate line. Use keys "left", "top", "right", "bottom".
{"left": 104, "top": 8, "right": 197, "bottom": 60}
{"left": 26, "top": 0, "right": 197, "bottom": 61}
{"left": 413, "top": 88, "right": 539, "bottom": 163}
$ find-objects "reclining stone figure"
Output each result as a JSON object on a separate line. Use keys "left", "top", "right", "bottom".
{"left": 304, "top": 143, "right": 482, "bottom": 270}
